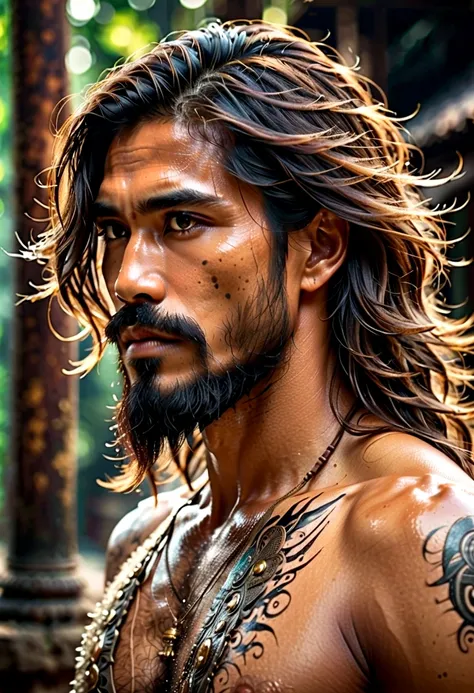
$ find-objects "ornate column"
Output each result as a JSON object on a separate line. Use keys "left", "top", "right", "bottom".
{"left": 0, "top": 1, "right": 87, "bottom": 691}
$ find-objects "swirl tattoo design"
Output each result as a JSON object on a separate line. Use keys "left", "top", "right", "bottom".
{"left": 182, "top": 492, "right": 345, "bottom": 692}
{"left": 423, "top": 516, "right": 474, "bottom": 653}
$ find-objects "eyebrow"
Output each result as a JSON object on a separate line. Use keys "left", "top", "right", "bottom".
{"left": 92, "top": 188, "right": 226, "bottom": 218}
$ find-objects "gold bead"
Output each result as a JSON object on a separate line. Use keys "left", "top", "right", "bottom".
{"left": 215, "top": 619, "right": 226, "bottom": 633}
{"left": 92, "top": 641, "right": 102, "bottom": 661}
{"left": 159, "top": 627, "right": 178, "bottom": 658}
{"left": 84, "top": 663, "right": 99, "bottom": 691}
{"left": 226, "top": 593, "right": 240, "bottom": 611}
{"left": 195, "top": 639, "right": 212, "bottom": 669}
{"left": 252, "top": 559, "right": 267, "bottom": 575}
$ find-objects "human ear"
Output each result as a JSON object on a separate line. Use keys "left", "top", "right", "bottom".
{"left": 300, "top": 208, "right": 349, "bottom": 292}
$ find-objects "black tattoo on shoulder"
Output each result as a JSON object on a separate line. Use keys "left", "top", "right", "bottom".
{"left": 423, "top": 516, "right": 474, "bottom": 653}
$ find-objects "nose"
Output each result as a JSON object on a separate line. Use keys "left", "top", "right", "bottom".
{"left": 113, "top": 235, "right": 166, "bottom": 305}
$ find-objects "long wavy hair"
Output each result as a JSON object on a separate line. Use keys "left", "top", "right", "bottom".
{"left": 21, "top": 20, "right": 474, "bottom": 491}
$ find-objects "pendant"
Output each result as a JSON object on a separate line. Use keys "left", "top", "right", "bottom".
{"left": 159, "top": 626, "right": 179, "bottom": 658}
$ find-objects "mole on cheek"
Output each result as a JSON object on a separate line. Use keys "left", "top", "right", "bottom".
{"left": 202, "top": 260, "right": 208, "bottom": 265}
{"left": 225, "top": 293, "right": 231, "bottom": 299}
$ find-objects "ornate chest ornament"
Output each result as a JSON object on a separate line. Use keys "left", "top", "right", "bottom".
{"left": 177, "top": 523, "right": 286, "bottom": 693}
{"left": 70, "top": 504, "right": 185, "bottom": 693}
{"left": 69, "top": 504, "right": 285, "bottom": 693}
{"left": 70, "top": 410, "right": 353, "bottom": 693}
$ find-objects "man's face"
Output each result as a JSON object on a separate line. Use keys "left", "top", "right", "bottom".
{"left": 96, "top": 120, "right": 305, "bottom": 465}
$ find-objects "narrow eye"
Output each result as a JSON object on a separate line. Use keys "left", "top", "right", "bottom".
{"left": 167, "top": 212, "right": 198, "bottom": 234}
{"left": 97, "top": 221, "right": 129, "bottom": 241}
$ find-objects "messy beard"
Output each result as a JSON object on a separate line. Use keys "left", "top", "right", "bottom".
{"left": 105, "top": 278, "right": 292, "bottom": 483}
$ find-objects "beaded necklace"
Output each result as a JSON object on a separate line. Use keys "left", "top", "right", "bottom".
{"left": 70, "top": 413, "right": 351, "bottom": 693}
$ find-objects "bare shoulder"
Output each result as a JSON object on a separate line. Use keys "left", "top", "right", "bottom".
{"left": 342, "top": 429, "right": 474, "bottom": 552}
{"left": 345, "top": 471, "right": 474, "bottom": 558}
{"left": 352, "top": 428, "right": 474, "bottom": 484}
{"left": 104, "top": 483, "right": 193, "bottom": 584}
{"left": 342, "top": 472, "right": 474, "bottom": 691}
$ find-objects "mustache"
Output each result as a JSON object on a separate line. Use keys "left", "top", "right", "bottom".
{"left": 105, "top": 303, "right": 207, "bottom": 351}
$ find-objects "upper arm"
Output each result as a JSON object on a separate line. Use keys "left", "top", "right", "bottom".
{"left": 349, "top": 474, "right": 474, "bottom": 692}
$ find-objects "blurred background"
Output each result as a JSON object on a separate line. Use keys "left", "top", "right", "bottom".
{"left": 0, "top": 0, "right": 473, "bottom": 690}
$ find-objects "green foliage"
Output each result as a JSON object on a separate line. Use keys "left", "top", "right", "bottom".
{"left": 0, "top": 0, "right": 241, "bottom": 539}
{"left": 67, "top": 0, "right": 168, "bottom": 100}
{"left": 0, "top": 0, "right": 212, "bottom": 537}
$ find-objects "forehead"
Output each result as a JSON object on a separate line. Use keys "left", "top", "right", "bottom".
{"left": 98, "top": 119, "right": 256, "bottom": 207}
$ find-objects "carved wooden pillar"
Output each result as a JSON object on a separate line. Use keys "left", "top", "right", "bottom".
{"left": 0, "top": 1, "right": 87, "bottom": 691}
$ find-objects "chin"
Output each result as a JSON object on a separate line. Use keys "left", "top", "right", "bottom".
{"left": 127, "top": 359, "right": 205, "bottom": 392}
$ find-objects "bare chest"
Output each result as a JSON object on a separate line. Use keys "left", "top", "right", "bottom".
{"left": 88, "top": 492, "right": 367, "bottom": 693}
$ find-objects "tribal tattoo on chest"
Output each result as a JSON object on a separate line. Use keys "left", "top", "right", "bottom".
{"left": 423, "top": 516, "right": 474, "bottom": 653}
{"left": 181, "top": 492, "right": 345, "bottom": 693}
{"left": 76, "top": 492, "right": 344, "bottom": 693}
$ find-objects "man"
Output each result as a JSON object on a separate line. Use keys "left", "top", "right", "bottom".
{"left": 25, "top": 20, "right": 474, "bottom": 693}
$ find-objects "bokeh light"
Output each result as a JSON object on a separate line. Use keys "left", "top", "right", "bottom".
{"left": 67, "top": 0, "right": 98, "bottom": 24}
{"left": 262, "top": 6, "right": 288, "bottom": 25}
{"left": 109, "top": 25, "right": 133, "bottom": 48}
{"left": 128, "top": 0, "right": 156, "bottom": 10}
{"left": 179, "top": 0, "right": 207, "bottom": 10}
{"left": 65, "top": 45, "right": 93, "bottom": 74}
{"left": 73, "top": 35, "right": 91, "bottom": 49}
{"left": 95, "top": 2, "right": 115, "bottom": 25}
{"left": 100, "top": 10, "right": 158, "bottom": 56}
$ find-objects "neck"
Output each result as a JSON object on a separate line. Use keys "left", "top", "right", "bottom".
{"left": 202, "top": 298, "right": 356, "bottom": 524}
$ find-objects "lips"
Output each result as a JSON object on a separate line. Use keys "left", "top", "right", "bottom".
{"left": 121, "top": 326, "right": 181, "bottom": 348}
{"left": 120, "top": 326, "right": 182, "bottom": 359}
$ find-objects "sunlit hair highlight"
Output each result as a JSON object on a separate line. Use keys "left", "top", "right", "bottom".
{"left": 19, "top": 20, "right": 474, "bottom": 490}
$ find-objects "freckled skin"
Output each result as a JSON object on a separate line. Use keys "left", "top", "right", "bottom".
{"left": 99, "top": 121, "right": 285, "bottom": 392}
{"left": 99, "top": 121, "right": 474, "bottom": 693}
